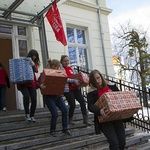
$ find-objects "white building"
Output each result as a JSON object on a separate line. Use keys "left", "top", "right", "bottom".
{"left": 0, "top": 0, "right": 114, "bottom": 110}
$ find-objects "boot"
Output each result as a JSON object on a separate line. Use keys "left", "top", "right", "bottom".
{"left": 83, "top": 115, "right": 90, "bottom": 125}
{"left": 69, "top": 117, "right": 75, "bottom": 125}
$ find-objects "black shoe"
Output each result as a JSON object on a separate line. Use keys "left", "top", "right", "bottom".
{"left": 50, "top": 131, "right": 57, "bottom": 137}
{"left": 83, "top": 121, "right": 91, "bottom": 126}
{"left": 62, "top": 129, "right": 71, "bottom": 136}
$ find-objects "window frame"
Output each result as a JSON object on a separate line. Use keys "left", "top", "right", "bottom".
{"left": 15, "top": 25, "right": 29, "bottom": 57}
{"left": 66, "top": 25, "right": 89, "bottom": 68}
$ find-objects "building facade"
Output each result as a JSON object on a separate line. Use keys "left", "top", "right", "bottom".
{"left": 0, "top": 0, "right": 114, "bottom": 110}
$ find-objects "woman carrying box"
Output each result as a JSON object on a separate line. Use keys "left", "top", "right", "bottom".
{"left": 37, "top": 59, "right": 71, "bottom": 136}
{"left": 17, "top": 49, "right": 40, "bottom": 122}
{"left": 60, "top": 55, "right": 89, "bottom": 125}
{"left": 87, "top": 69, "right": 126, "bottom": 150}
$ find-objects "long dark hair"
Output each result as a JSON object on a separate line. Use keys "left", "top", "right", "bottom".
{"left": 89, "top": 69, "right": 107, "bottom": 88}
{"left": 0, "top": 63, "right": 4, "bottom": 69}
{"left": 27, "top": 49, "right": 40, "bottom": 66}
{"left": 60, "top": 55, "right": 69, "bottom": 64}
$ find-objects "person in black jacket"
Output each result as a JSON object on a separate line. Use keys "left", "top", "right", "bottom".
{"left": 87, "top": 69, "right": 126, "bottom": 150}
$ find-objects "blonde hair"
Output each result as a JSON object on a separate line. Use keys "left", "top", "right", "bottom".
{"left": 47, "top": 59, "right": 60, "bottom": 69}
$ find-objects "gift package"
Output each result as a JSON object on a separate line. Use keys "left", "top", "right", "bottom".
{"left": 9, "top": 58, "right": 34, "bottom": 84}
{"left": 71, "top": 72, "right": 89, "bottom": 87}
{"left": 95, "top": 91, "right": 141, "bottom": 123}
{"left": 40, "top": 68, "right": 68, "bottom": 95}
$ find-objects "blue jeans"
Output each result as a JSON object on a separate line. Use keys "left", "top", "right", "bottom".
{"left": 43, "top": 95, "right": 68, "bottom": 132}
{"left": 0, "top": 84, "right": 7, "bottom": 109}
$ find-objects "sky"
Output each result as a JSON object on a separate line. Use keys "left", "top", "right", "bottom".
{"left": 106, "top": 0, "right": 150, "bottom": 35}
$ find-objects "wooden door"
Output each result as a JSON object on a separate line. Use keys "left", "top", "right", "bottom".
{"left": 0, "top": 38, "right": 16, "bottom": 110}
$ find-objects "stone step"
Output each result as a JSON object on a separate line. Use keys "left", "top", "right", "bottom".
{"left": 0, "top": 106, "right": 82, "bottom": 123}
{"left": 135, "top": 141, "right": 150, "bottom": 150}
{"left": 0, "top": 107, "right": 149, "bottom": 150}
{"left": 0, "top": 128, "right": 135, "bottom": 150}
{"left": 0, "top": 127, "right": 95, "bottom": 150}
{"left": 0, "top": 113, "right": 94, "bottom": 133}
{"left": 19, "top": 128, "right": 135, "bottom": 150}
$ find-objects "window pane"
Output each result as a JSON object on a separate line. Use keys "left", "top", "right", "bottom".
{"left": 17, "top": 26, "right": 26, "bottom": 36}
{"left": 68, "top": 47, "right": 77, "bottom": 65}
{"left": 67, "top": 27, "right": 75, "bottom": 43}
{"left": 19, "top": 40, "right": 28, "bottom": 57}
{"left": 79, "top": 48, "right": 87, "bottom": 68}
{"left": 0, "top": 24, "right": 12, "bottom": 34}
{"left": 77, "top": 29, "right": 86, "bottom": 44}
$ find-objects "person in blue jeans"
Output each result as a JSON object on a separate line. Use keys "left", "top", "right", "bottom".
{"left": 38, "top": 59, "right": 71, "bottom": 136}
{"left": 0, "top": 63, "right": 10, "bottom": 111}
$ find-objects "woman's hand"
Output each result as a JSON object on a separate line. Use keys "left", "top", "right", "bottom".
{"left": 100, "top": 107, "right": 109, "bottom": 117}
{"left": 74, "top": 80, "right": 80, "bottom": 86}
{"left": 30, "top": 60, "right": 35, "bottom": 66}
{"left": 40, "top": 83, "right": 46, "bottom": 89}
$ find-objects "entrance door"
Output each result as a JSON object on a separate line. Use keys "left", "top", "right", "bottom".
{"left": 0, "top": 38, "right": 16, "bottom": 110}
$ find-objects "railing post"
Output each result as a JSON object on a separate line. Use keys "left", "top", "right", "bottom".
{"left": 119, "top": 79, "right": 122, "bottom": 91}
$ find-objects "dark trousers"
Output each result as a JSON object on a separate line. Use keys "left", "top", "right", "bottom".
{"left": 20, "top": 87, "right": 37, "bottom": 117}
{"left": 43, "top": 95, "right": 68, "bottom": 132}
{"left": 64, "top": 89, "right": 87, "bottom": 118}
{"left": 100, "top": 120, "right": 126, "bottom": 150}
{"left": 0, "top": 84, "right": 6, "bottom": 109}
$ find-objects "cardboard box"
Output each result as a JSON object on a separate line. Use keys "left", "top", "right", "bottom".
{"left": 71, "top": 72, "right": 89, "bottom": 87}
{"left": 9, "top": 58, "right": 34, "bottom": 84}
{"left": 95, "top": 91, "right": 141, "bottom": 123}
{"left": 40, "top": 68, "right": 68, "bottom": 95}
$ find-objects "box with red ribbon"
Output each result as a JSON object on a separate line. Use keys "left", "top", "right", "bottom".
{"left": 95, "top": 91, "right": 141, "bottom": 123}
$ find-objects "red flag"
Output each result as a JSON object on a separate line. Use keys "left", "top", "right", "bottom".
{"left": 46, "top": 0, "right": 67, "bottom": 46}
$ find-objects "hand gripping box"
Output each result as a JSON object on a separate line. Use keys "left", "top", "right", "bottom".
{"left": 40, "top": 69, "right": 68, "bottom": 95}
{"left": 71, "top": 72, "right": 89, "bottom": 87}
{"left": 95, "top": 91, "right": 141, "bottom": 123}
{"left": 9, "top": 58, "right": 34, "bottom": 84}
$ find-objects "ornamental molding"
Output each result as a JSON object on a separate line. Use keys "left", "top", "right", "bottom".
{"left": 65, "top": 0, "right": 112, "bottom": 15}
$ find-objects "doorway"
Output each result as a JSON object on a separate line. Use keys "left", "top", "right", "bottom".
{"left": 0, "top": 38, "right": 16, "bottom": 110}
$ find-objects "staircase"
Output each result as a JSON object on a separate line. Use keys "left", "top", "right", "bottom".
{"left": 0, "top": 107, "right": 150, "bottom": 150}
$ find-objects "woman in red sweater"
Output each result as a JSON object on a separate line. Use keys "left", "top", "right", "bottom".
{"left": 87, "top": 70, "right": 126, "bottom": 149}
{"left": 60, "top": 55, "right": 89, "bottom": 125}
{"left": 0, "top": 63, "right": 10, "bottom": 111}
{"left": 17, "top": 49, "right": 40, "bottom": 122}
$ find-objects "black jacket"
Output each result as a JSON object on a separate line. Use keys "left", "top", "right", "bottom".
{"left": 87, "top": 84, "right": 119, "bottom": 134}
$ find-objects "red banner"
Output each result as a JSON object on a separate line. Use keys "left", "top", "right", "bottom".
{"left": 46, "top": 0, "right": 67, "bottom": 46}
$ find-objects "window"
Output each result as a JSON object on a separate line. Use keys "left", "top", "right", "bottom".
{"left": 17, "top": 26, "right": 26, "bottom": 36}
{"left": 0, "top": 24, "right": 12, "bottom": 34}
{"left": 67, "top": 27, "right": 88, "bottom": 68}
{"left": 17, "top": 26, "right": 28, "bottom": 57}
{"left": 18, "top": 40, "right": 28, "bottom": 57}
